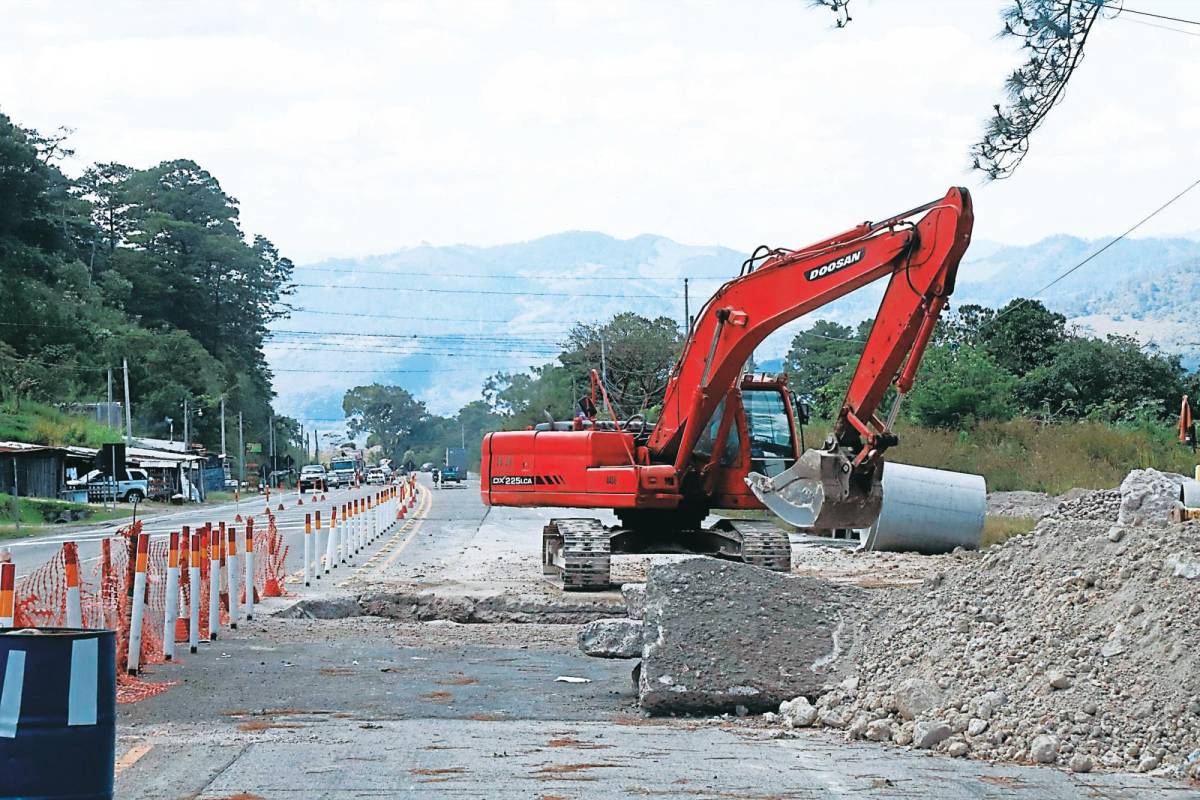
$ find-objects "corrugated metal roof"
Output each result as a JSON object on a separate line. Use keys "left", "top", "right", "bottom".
{"left": 0, "top": 441, "right": 60, "bottom": 454}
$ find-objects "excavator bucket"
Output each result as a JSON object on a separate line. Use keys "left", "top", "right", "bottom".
{"left": 746, "top": 449, "right": 883, "bottom": 530}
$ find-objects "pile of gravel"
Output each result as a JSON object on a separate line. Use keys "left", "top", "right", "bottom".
{"left": 1052, "top": 489, "right": 1122, "bottom": 523}
{"left": 774, "top": 514, "right": 1200, "bottom": 779}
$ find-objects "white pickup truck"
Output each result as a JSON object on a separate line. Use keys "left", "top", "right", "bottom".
{"left": 70, "top": 468, "right": 151, "bottom": 503}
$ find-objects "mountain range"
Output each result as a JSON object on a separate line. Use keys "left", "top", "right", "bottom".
{"left": 268, "top": 230, "right": 1200, "bottom": 427}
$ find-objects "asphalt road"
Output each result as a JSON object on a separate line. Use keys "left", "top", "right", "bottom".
{"left": 101, "top": 477, "right": 1200, "bottom": 799}
{"left": 4, "top": 480, "right": 402, "bottom": 581}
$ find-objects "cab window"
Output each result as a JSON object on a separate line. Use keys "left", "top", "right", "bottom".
{"left": 744, "top": 389, "right": 796, "bottom": 476}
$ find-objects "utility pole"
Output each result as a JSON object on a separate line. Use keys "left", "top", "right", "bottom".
{"left": 238, "top": 412, "right": 245, "bottom": 487}
{"left": 686, "top": 278, "right": 696, "bottom": 335}
{"left": 106, "top": 368, "right": 114, "bottom": 428}
{"left": 269, "top": 414, "right": 275, "bottom": 474}
{"left": 300, "top": 425, "right": 305, "bottom": 463}
{"left": 600, "top": 334, "right": 607, "bottom": 385}
{"left": 122, "top": 358, "right": 133, "bottom": 447}
{"left": 183, "top": 398, "right": 189, "bottom": 448}
{"left": 220, "top": 397, "right": 227, "bottom": 456}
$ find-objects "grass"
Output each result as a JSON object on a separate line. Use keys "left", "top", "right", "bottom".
{"left": 0, "top": 493, "right": 133, "bottom": 540}
{"left": 981, "top": 515, "right": 1038, "bottom": 548}
{"left": 0, "top": 401, "right": 122, "bottom": 448}
{"left": 888, "top": 417, "right": 1197, "bottom": 495}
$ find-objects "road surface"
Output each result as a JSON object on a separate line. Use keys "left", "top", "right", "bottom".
{"left": 105, "top": 476, "right": 1200, "bottom": 798}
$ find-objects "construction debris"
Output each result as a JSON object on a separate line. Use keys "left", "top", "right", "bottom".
{"left": 576, "top": 618, "right": 641, "bottom": 658}
{"left": 773, "top": 475, "right": 1200, "bottom": 779}
{"left": 638, "top": 558, "right": 862, "bottom": 715}
{"left": 1118, "top": 468, "right": 1185, "bottom": 527}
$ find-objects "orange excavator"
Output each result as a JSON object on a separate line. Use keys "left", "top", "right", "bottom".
{"left": 481, "top": 187, "right": 974, "bottom": 589}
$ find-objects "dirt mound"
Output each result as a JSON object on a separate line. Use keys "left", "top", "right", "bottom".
{"left": 777, "top": 512, "right": 1200, "bottom": 779}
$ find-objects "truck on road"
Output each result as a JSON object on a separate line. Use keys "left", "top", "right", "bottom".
{"left": 444, "top": 447, "right": 467, "bottom": 483}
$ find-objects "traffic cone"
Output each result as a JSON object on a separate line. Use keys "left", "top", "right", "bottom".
{"left": 235, "top": 514, "right": 243, "bottom": 522}
{"left": 277, "top": 503, "right": 284, "bottom": 511}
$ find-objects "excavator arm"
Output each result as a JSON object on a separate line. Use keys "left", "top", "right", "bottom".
{"left": 648, "top": 187, "right": 974, "bottom": 527}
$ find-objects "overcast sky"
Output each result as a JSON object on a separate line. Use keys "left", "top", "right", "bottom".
{"left": 2, "top": 1, "right": 1197, "bottom": 264}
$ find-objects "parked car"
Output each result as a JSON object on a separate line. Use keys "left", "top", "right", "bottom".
{"left": 298, "top": 464, "right": 328, "bottom": 493}
{"left": 70, "top": 468, "right": 150, "bottom": 503}
{"left": 365, "top": 467, "right": 384, "bottom": 485}
{"left": 325, "top": 470, "right": 343, "bottom": 489}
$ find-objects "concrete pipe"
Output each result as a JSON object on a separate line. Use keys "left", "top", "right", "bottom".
{"left": 1179, "top": 478, "right": 1200, "bottom": 508}
{"left": 858, "top": 462, "right": 986, "bottom": 555}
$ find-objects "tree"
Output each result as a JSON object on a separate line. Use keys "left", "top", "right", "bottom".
{"left": 978, "top": 299, "right": 1066, "bottom": 377}
{"left": 343, "top": 384, "right": 430, "bottom": 462}
{"left": 906, "top": 345, "right": 1017, "bottom": 428}
{"left": 815, "top": 0, "right": 1110, "bottom": 178}
{"left": 783, "top": 320, "right": 862, "bottom": 399}
{"left": 559, "top": 313, "right": 683, "bottom": 414}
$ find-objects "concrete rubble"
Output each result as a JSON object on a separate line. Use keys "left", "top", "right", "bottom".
{"left": 576, "top": 617, "right": 642, "bottom": 658}
{"left": 1118, "top": 468, "right": 1184, "bottom": 527}
{"left": 770, "top": 468, "right": 1200, "bottom": 780}
{"left": 637, "top": 558, "right": 863, "bottom": 715}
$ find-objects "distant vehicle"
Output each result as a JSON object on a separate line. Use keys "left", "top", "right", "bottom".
{"left": 440, "top": 464, "right": 463, "bottom": 484}
{"left": 224, "top": 477, "right": 239, "bottom": 490}
{"left": 365, "top": 467, "right": 384, "bottom": 485}
{"left": 299, "top": 464, "right": 328, "bottom": 493}
{"left": 325, "top": 470, "right": 343, "bottom": 489}
{"left": 71, "top": 468, "right": 150, "bottom": 503}
{"left": 421, "top": 462, "right": 436, "bottom": 473}
{"left": 330, "top": 453, "right": 364, "bottom": 486}
{"left": 445, "top": 446, "right": 467, "bottom": 474}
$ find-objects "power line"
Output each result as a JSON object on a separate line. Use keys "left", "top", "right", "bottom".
{"left": 292, "top": 283, "right": 684, "bottom": 299}
{"left": 986, "top": 176, "right": 1200, "bottom": 327}
{"left": 1083, "top": 0, "right": 1200, "bottom": 26}
{"left": 267, "top": 329, "right": 567, "bottom": 344}
{"left": 295, "top": 265, "right": 730, "bottom": 283}
{"left": 1118, "top": 15, "right": 1200, "bottom": 37}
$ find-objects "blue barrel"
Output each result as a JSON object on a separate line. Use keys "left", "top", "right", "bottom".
{"left": 0, "top": 628, "right": 116, "bottom": 799}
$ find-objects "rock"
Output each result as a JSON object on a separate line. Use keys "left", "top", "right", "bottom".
{"left": 947, "top": 741, "right": 969, "bottom": 757}
{"left": 896, "top": 678, "right": 941, "bottom": 721}
{"left": 818, "top": 709, "right": 848, "bottom": 729}
{"left": 1069, "top": 754, "right": 1093, "bottom": 773}
{"left": 1106, "top": 526, "right": 1125, "bottom": 543}
{"left": 577, "top": 617, "right": 642, "bottom": 659}
{"left": 274, "top": 595, "right": 361, "bottom": 619}
{"left": 1030, "top": 735, "right": 1059, "bottom": 764}
{"left": 621, "top": 583, "right": 647, "bottom": 619}
{"left": 1118, "top": 468, "right": 1184, "bottom": 527}
{"left": 864, "top": 718, "right": 892, "bottom": 742}
{"left": 779, "top": 697, "right": 818, "bottom": 728}
{"left": 966, "top": 718, "right": 988, "bottom": 737}
{"left": 638, "top": 558, "right": 863, "bottom": 715}
{"left": 893, "top": 724, "right": 914, "bottom": 747}
{"left": 912, "top": 721, "right": 952, "bottom": 749}
{"left": 1047, "top": 670, "right": 1073, "bottom": 690}
{"left": 1167, "top": 554, "right": 1200, "bottom": 580}
{"left": 1138, "top": 756, "right": 1160, "bottom": 772}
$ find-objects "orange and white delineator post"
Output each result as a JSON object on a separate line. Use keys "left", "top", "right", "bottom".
{"left": 303, "top": 513, "right": 313, "bottom": 587}
{"left": 354, "top": 498, "right": 363, "bottom": 553}
{"left": 368, "top": 495, "right": 376, "bottom": 543}
{"left": 326, "top": 507, "right": 338, "bottom": 572}
{"left": 244, "top": 520, "right": 255, "bottom": 622}
{"left": 163, "top": 531, "right": 181, "bottom": 661}
{"left": 127, "top": 532, "right": 151, "bottom": 675}
{"left": 63, "top": 541, "right": 83, "bottom": 628}
{"left": 226, "top": 526, "right": 240, "bottom": 630}
{"left": 314, "top": 510, "right": 324, "bottom": 580}
{"left": 189, "top": 530, "right": 201, "bottom": 654}
{"left": 0, "top": 561, "right": 15, "bottom": 627}
{"left": 209, "top": 524, "right": 221, "bottom": 641}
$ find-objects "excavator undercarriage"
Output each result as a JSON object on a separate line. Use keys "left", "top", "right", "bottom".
{"left": 542, "top": 517, "right": 792, "bottom": 591}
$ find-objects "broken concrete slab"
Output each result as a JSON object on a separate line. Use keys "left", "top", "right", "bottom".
{"left": 1118, "top": 468, "right": 1185, "bottom": 527}
{"left": 358, "top": 591, "right": 624, "bottom": 624}
{"left": 638, "top": 557, "right": 864, "bottom": 715}
{"left": 274, "top": 595, "right": 362, "bottom": 619}
{"left": 577, "top": 618, "right": 642, "bottom": 658}
{"left": 621, "top": 583, "right": 646, "bottom": 619}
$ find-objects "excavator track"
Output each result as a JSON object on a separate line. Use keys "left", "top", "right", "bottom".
{"left": 543, "top": 518, "right": 612, "bottom": 591}
{"left": 710, "top": 519, "right": 792, "bottom": 573}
